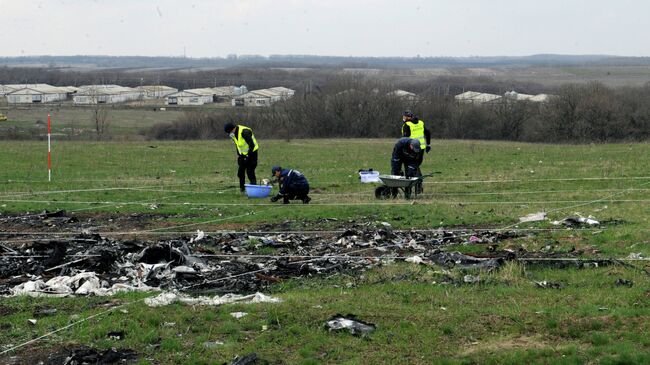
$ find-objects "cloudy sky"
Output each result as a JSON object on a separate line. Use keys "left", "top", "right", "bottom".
{"left": 1, "top": 0, "right": 648, "bottom": 58}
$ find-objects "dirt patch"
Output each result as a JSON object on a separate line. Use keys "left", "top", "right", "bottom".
{"left": 0, "top": 345, "right": 137, "bottom": 365}
{"left": 0, "top": 304, "right": 17, "bottom": 316}
{"left": 461, "top": 335, "right": 552, "bottom": 356}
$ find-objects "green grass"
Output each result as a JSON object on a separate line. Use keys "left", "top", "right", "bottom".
{"left": 0, "top": 139, "right": 649, "bottom": 363}
{"left": 0, "top": 264, "right": 648, "bottom": 364}
{"left": 0, "top": 139, "right": 648, "bottom": 254}
{"left": 0, "top": 105, "right": 186, "bottom": 140}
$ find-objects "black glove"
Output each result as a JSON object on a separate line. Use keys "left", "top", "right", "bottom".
{"left": 270, "top": 195, "right": 280, "bottom": 202}
{"left": 426, "top": 146, "right": 431, "bottom": 153}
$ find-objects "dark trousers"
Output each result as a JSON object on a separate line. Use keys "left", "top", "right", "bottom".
{"left": 391, "top": 159, "right": 420, "bottom": 177}
{"left": 282, "top": 186, "right": 309, "bottom": 203}
{"left": 237, "top": 150, "right": 258, "bottom": 190}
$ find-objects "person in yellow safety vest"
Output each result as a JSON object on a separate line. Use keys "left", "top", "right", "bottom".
{"left": 224, "top": 123, "right": 259, "bottom": 193}
{"left": 401, "top": 110, "right": 431, "bottom": 165}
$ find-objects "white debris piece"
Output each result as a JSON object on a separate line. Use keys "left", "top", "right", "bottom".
{"left": 519, "top": 212, "right": 547, "bottom": 223}
{"left": 405, "top": 256, "right": 423, "bottom": 264}
{"left": 190, "top": 230, "right": 205, "bottom": 243}
{"left": 11, "top": 272, "right": 154, "bottom": 297}
{"left": 144, "top": 292, "right": 282, "bottom": 307}
{"left": 230, "top": 312, "right": 248, "bottom": 319}
{"left": 551, "top": 215, "right": 600, "bottom": 226}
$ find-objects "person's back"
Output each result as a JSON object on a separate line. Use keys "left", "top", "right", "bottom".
{"left": 271, "top": 166, "right": 311, "bottom": 204}
{"left": 280, "top": 168, "right": 309, "bottom": 191}
{"left": 401, "top": 110, "right": 431, "bottom": 155}
{"left": 393, "top": 138, "right": 419, "bottom": 163}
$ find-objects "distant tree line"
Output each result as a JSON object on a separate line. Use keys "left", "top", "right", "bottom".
{"left": 2, "top": 66, "right": 649, "bottom": 142}
{"left": 148, "top": 80, "right": 650, "bottom": 143}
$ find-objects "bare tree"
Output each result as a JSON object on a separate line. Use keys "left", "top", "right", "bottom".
{"left": 92, "top": 104, "right": 110, "bottom": 140}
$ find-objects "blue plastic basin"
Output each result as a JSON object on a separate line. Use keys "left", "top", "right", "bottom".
{"left": 244, "top": 184, "right": 272, "bottom": 198}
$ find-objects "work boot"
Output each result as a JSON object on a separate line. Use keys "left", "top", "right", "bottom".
{"left": 415, "top": 182, "right": 424, "bottom": 195}
{"left": 283, "top": 197, "right": 290, "bottom": 204}
{"left": 302, "top": 196, "right": 311, "bottom": 204}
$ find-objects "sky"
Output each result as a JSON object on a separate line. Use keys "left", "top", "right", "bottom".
{"left": 1, "top": 0, "right": 649, "bottom": 58}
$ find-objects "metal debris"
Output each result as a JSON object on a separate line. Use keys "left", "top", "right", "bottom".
{"left": 534, "top": 280, "right": 565, "bottom": 289}
{"left": 326, "top": 314, "right": 376, "bottom": 337}
{"left": 230, "top": 353, "right": 262, "bottom": 365}
{"left": 52, "top": 346, "right": 137, "bottom": 364}
{"left": 1, "top": 218, "right": 525, "bottom": 297}
{"left": 615, "top": 278, "right": 633, "bottom": 287}
{"left": 552, "top": 215, "right": 599, "bottom": 227}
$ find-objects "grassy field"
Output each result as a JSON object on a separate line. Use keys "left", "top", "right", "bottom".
{"left": 0, "top": 104, "right": 228, "bottom": 141}
{"left": 1, "top": 139, "right": 649, "bottom": 364}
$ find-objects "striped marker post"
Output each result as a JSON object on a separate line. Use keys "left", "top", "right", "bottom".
{"left": 48, "top": 114, "right": 51, "bottom": 182}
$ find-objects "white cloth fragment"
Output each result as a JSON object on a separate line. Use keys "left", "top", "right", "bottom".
{"left": 190, "top": 230, "right": 205, "bottom": 243}
{"left": 10, "top": 272, "right": 154, "bottom": 297}
{"left": 144, "top": 292, "right": 282, "bottom": 307}
{"left": 519, "top": 212, "right": 547, "bottom": 223}
{"left": 405, "top": 256, "right": 423, "bottom": 264}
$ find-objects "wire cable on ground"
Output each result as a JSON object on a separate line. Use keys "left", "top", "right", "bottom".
{"left": 0, "top": 295, "right": 154, "bottom": 356}
{"left": 2, "top": 198, "right": 650, "bottom": 207}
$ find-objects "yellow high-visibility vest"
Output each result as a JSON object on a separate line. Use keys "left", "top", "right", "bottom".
{"left": 231, "top": 125, "right": 258, "bottom": 155}
{"left": 403, "top": 120, "right": 426, "bottom": 149}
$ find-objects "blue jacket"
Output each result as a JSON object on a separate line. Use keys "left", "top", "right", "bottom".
{"left": 279, "top": 168, "right": 309, "bottom": 194}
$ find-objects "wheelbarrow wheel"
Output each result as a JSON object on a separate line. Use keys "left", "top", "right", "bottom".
{"left": 375, "top": 186, "right": 397, "bottom": 199}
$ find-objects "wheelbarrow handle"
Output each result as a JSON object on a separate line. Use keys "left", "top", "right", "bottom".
{"left": 418, "top": 172, "right": 442, "bottom": 179}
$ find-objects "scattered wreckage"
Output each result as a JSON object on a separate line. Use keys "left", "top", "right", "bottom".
{"left": 0, "top": 210, "right": 626, "bottom": 300}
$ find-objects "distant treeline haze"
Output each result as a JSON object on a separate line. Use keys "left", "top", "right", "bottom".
{"left": 1, "top": 66, "right": 649, "bottom": 142}
{"left": 149, "top": 80, "right": 650, "bottom": 143}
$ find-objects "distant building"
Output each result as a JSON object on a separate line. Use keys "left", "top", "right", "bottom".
{"left": 455, "top": 91, "right": 502, "bottom": 104}
{"left": 504, "top": 91, "right": 535, "bottom": 101}
{"left": 211, "top": 85, "right": 248, "bottom": 99}
{"left": 505, "top": 91, "right": 555, "bottom": 103}
{"left": 387, "top": 89, "right": 418, "bottom": 100}
{"left": 165, "top": 88, "right": 216, "bottom": 105}
{"left": 529, "top": 94, "right": 554, "bottom": 103}
{"left": 73, "top": 85, "right": 140, "bottom": 104}
{"left": 5, "top": 84, "right": 70, "bottom": 104}
{"left": 267, "top": 86, "right": 295, "bottom": 99}
{"left": 136, "top": 85, "right": 178, "bottom": 99}
{"left": 231, "top": 87, "right": 295, "bottom": 107}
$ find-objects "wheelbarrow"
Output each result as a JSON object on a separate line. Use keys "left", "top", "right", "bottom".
{"left": 374, "top": 172, "right": 438, "bottom": 200}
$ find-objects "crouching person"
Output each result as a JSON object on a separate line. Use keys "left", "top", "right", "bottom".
{"left": 270, "top": 166, "right": 311, "bottom": 204}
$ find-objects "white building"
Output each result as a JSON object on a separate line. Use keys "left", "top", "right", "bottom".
{"left": 387, "top": 89, "right": 418, "bottom": 100}
{"left": 165, "top": 88, "right": 215, "bottom": 106}
{"left": 212, "top": 85, "right": 248, "bottom": 97}
{"left": 136, "top": 85, "right": 178, "bottom": 99}
{"left": 73, "top": 85, "right": 140, "bottom": 104}
{"left": 529, "top": 94, "right": 554, "bottom": 103}
{"left": 231, "top": 87, "right": 295, "bottom": 107}
{"left": 267, "top": 86, "right": 295, "bottom": 99}
{"left": 504, "top": 91, "right": 535, "bottom": 101}
{"left": 5, "top": 84, "right": 70, "bottom": 104}
{"left": 455, "top": 91, "right": 502, "bottom": 104}
{"left": 505, "top": 91, "right": 555, "bottom": 103}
